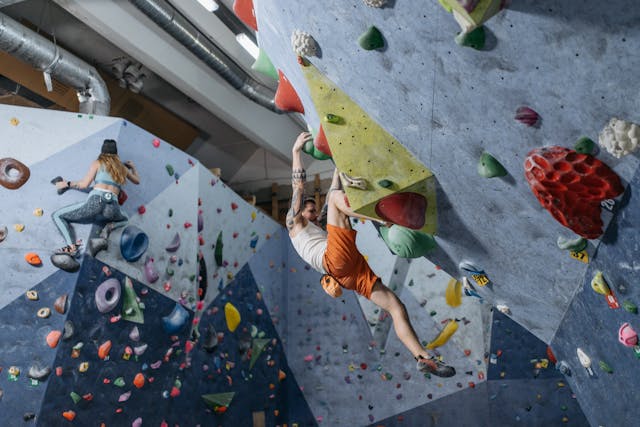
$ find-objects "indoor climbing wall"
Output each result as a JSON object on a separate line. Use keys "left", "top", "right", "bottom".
{"left": 0, "top": 104, "right": 295, "bottom": 425}
{"left": 251, "top": 0, "right": 640, "bottom": 425}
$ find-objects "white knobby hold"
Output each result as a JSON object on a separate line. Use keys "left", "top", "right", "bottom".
{"left": 496, "top": 303, "right": 511, "bottom": 315}
{"left": 291, "top": 29, "right": 317, "bottom": 57}
{"left": 598, "top": 117, "right": 640, "bottom": 158}
{"left": 363, "top": 0, "right": 387, "bottom": 7}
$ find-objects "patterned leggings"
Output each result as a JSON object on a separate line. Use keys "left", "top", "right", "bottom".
{"left": 52, "top": 189, "right": 129, "bottom": 246}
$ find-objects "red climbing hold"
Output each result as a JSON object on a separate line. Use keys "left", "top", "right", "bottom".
{"left": 275, "top": 70, "right": 304, "bottom": 114}
{"left": 524, "top": 146, "right": 623, "bottom": 239}
{"left": 232, "top": 0, "right": 257, "bottom": 31}
{"left": 231, "top": 202, "right": 238, "bottom": 211}
{"left": 314, "top": 125, "right": 332, "bottom": 157}
{"left": 138, "top": 205, "right": 146, "bottom": 215}
{"left": 375, "top": 192, "right": 427, "bottom": 230}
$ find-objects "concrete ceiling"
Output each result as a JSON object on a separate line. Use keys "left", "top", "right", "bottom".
{"left": 0, "top": 0, "right": 335, "bottom": 196}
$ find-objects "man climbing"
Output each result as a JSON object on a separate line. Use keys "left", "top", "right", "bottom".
{"left": 287, "top": 132, "right": 455, "bottom": 378}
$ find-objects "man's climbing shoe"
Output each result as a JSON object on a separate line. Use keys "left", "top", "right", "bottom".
{"left": 88, "top": 238, "right": 109, "bottom": 257}
{"left": 416, "top": 355, "right": 456, "bottom": 378}
{"left": 320, "top": 274, "right": 343, "bottom": 298}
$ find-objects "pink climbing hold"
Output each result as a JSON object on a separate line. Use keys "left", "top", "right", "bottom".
{"left": 132, "top": 417, "right": 143, "bottom": 427}
{"left": 375, "top": 192, "right": 427, "bottom": 230}
{"left": 314, "top": 125, "right": 332, "bottom": 157}
{"left": 152, "top": 138, "right": 160, "bottom": 148}
{"left": 515, "top": 106, "right": 540, "bottom": 127}
{"left": 184, "top": 222, "right": 192, "bottom": 229}
{"left": 275, "top": 70, "right": 304, "bottom": 114}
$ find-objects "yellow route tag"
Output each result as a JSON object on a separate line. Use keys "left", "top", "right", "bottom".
{"left": 570, "top": 250, "right": 589, "bottom": 263}
{"left": 471, "top": 274, "right": 489, "bottom": 287}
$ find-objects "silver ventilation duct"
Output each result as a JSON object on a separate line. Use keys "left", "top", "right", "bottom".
{"left": 0, "top": 12, "right": 110, "bottom": 115}
{"left": 129, "top": 0, "right": 282, "bottom": 113}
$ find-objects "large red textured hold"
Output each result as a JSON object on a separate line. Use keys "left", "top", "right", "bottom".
{"left": 232, "top": 0, "right": 257, "bottom": 31}
{"left": 314, "top": 125, "right": 332, "bottom": 156}
{"left": 274, "top": 70, "right": 304, "bottom": 114}
{"left": 375, "top": 192, "right": 427, "bottom": 230}
{"left": 524, "top": 146, "right": 623, "bottom": 239}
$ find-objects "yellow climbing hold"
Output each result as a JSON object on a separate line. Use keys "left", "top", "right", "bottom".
{"left": 33, "top": 208, "right": 44, "bottom": 217}
{"left": 14, "top": 223, "right": 25, "bottom": 232}
{"left": 591, "top": 271, "right": 611, "bottom": 295}
{"left": 9, "top": 117, "right": 19, "bottom": 126}
{"left": 224, "top": 302, "right": 241, "bottom": 332}
{"left": 426, "top": 319, "right": 458, "bottom": 350}
{"left": 445, "top": 279, "right": 462, "bottom": 307}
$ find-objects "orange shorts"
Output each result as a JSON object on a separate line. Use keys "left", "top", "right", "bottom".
{"left": 322, "top": 224, "right": 379, "bottom": 299}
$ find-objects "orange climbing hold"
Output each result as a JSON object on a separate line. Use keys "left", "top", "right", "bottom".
{"left": 275, "top": 70, "right": 304, "bottom": 114}
{"left": 314, "top": 125, "right": 332, "bottom": 157}
{"left": 375, "top": 192, "right": 427, "bottom": 230}
{"left": 133, "top": 372, "right": 145, "bottom": 388}
{"left": 25, "top": 252, "right": 42, "bottom": 266}
{"left": 232, "top": 0, "right": 257, "bottom": 31}
{"left": 278, "top": 369, "right": 287, "bottom": 381}
{"left": 46, "top": 330, "right": 62, "bottom": 348}
{"left": 62, "top": 410, "right": 76, "bottom": 421}
{"left": 98, "top": 340, "right": 112, "bottom": 360}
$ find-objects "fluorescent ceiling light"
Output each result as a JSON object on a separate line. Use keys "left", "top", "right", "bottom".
{"left": 196, "top": 0, "right": 219, "bottom": 12}
{"left": 236, "top": 33, "right": 259, "bottom": 59}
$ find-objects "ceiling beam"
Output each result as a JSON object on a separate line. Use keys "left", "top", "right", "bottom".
{"left": 54, "top": 0, "right": 303, "bottom": 161}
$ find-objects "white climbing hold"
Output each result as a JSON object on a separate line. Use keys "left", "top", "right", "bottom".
{"left": 291, "top": 29, "right": 317, "bottom": 57}
{"left": 496, "top": 303, "right": 510, "bottom": 315}
{"left": 363, "top": 0, "right": 386, "bottom": 7}
{"left": 598, "top": 117, "right": 640, "bottom": 158}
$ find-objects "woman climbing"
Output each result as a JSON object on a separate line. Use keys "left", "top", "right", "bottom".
{"left": 52, "top": 139, "right": 140, "bottom": 257}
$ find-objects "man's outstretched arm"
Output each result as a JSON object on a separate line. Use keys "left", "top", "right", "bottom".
{"left": 286, "top": 132, "right": 313, "bottom": 232}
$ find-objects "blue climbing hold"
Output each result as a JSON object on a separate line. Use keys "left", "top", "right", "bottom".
{"left": 120, "top": 226, "right": 149, "bottom": 262}
{"left": 162, "top": 303, "right": 190, "bottom": 334}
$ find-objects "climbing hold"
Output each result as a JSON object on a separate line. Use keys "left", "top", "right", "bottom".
{"left": 478, "top": 152, "right": 507, "bottom": 178}
{"left": 144, "top": 256, "right": 159, "bottom": 283}
{"left": 33, "top": 208, "right": 43, "bottom": 217}
{"left": 98, "top": 340, "right": 112, "bottom": 360}
{"left": 514, "top": 106, "right": 540, "bottom": 127}
{"left": 358, "top": 26, "right": 385, "bottom": 50}
{"left": 162, "top": 303, "right": 190, "bottom": 334}
{"left": 114, "top": 377, "right": 125, "bottom": 387}
{"left": 619, "top": 322, "right": 638, "bottom": 347}
{"left": 375, "top": 193, "right": 427, "bottom": 230}
{"left": 379, "top": 225, "right": 436, "bottom": 258}
{"left": 426, "top": 319, "right": 458, "bottom": 349}
{"left": 275, "top": 70, "right": 304, "bottom": 114}
{"left": 496, "top": 303, "right": 511, "bottom": 314}
{"left": 455, "top": 26, "right": 485, "bottom": 50}
{"left": 250, "top": 338, "right": 270, "bottom": 369}
{"left": 556, "top": 236, "right": 587, "bottom": 252}
{"left": 598, "top": 117, "right": 640, "bottom": 158}
{"left": 118, "top": 391, "right": 132, "bottom": 402}
{"left": 46, "top": 330, "right": 62, "bottom": 348}
{"left": 291, "top": 29, "right": 317, "bottom": 57}
{"left": 70, "top": 391, "right": 81, "bottom": 404}
{"left": 445, "top": 279, "right": 462, "bottom": 307}
{"left": 225, "top": 302, "right": 241, "bottom": 332}
{"left": 622, "top": 300, "right": 638, "bottom": 314}
{"left": 202, "top": 392, "right": 235, "bottom": 412}
{"left": 324, "top": 113, "right": 344, "bottom": 125}
{"left": 314, "top": 126, "right": 332, "bottom": 157}
{"left": 78, "top": 362, "right": 89, "bottom": 372}
{"left": 574, "top": 137, "right": 595, "bottom": 155}
{"left": 122, "top": 277, "right": 145, "bottom": 324}
{"left": 130, "top": 326, "right": 140, "bottom": 341}
{"left": 26, "top": 290, "right": 38, "bottom": 300}
{"left": 377, "top": 179, "right": 393, "bottom": 188}
{"left": 363, "top": 0, "right": 386, "bottom": 7}
{"left": 166, "top": 164, "right": 175, "bottom": 176}
{"left": 598, "top": 360, "right": 613, "bottom": 374}
{"left": 88, "top": 238, "right": 108, "bottom": 257}
{"left": 203, "top": 325, "right": 219, "bottom": 352}
{"left": 133, "top": 373, "right": 145, "bottom": 389}
{"left": 132, "top": 417, "right": 143, "bottom": 427}
{"left": 37, "top": 307, "right": 51, "bottom": 318}
{"left": 28, "top": 365, "right": 51, "bottom": 380}
{"left": 24, "top": 252, "right": 42, "bottom": 266}
{"left": 62, "top": 411, "right": 76, "bottom": 421}
{"left": 50, "top": 254, "right": 80, "bottom": 272}
{"left": 0, "top": 225, "right": 7, "bottom": 242}
{"left": 152, "top": 138, "right": 160, "bottom": 148}
{"left": 198, "top": 210, "right": 204, "bottom": 232}
{"left": 339, "top": 171, "right": 367, "bottom": 190}
{"left": 138, "top": 205, "right": 146, "bottom": 215}
{"left": 252, "top": 49, "right": 278, "bottom": 80}
{"left": 63, "top": 321, "right": 74, "bottom": 340}
{"left": 8, "top": 366, "right": 20, "bottom": 377}
{"left": 232, "top": 0, "right": 257, "bottom": 31}
{"left": 134, "top": 344, "right": 148, "bottom": 356}
{"left": 576, "top": 348, "right": 594, "bottom": 376}
{"left": 95, "top": 278, "right": 121, "bottom": 313}
{"left": 0, "top": 157, "right": 31, "bottom": 190}
{"left": 214, "top": 231, "right": 224, "bottom": 267}
{"left": 591, "top": 271, "right": 611, "bottom": 296}
{"left": 54, "top": 294, "right": 68, "bottom": 314}
{"left": 524, "top": 146, "right": 623, "bottom": 239}
{"left": 120, "top": 226, "right": 149, "bottom": 262}
{"left": 9, "top": 117, "right": 19, "bottom": 126}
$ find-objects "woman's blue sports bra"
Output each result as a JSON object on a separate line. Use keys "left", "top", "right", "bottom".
{"left": 95, "top": 164, "right": 122, "bottom": 189}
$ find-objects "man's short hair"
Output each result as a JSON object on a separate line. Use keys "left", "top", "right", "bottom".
{"left": 303, "top": 198, "right": 316, "bottom": 206}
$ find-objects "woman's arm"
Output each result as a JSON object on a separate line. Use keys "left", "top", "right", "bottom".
{"left": 124, "top": 160, "right": 141, "bottom": 185}
{"left": 55, "top": 160, "right": 99, "bottom": 191}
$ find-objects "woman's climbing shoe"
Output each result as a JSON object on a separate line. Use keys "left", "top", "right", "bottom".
{"left": 416, "top": 355, "right": 456, "bottom": 378}
{"left": 55, "top": 242, "right": 81, "bottom": 257}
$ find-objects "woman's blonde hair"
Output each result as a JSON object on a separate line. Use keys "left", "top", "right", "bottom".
{"left": 98, "top": 153, "right": 128, "bottom": 185}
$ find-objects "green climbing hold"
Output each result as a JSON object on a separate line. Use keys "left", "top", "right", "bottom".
{"left": 438, "top": 0, "right": 453, "bottom": 12}
{"left": 166, "top": 164, "right": 175, "bottom": 176}
{"left": 377, "top": 179, "right": 393, "bottom": 188}
{"left": 358, "top": 26, "right": 385, "bottom": 50}
{"left": 324, "top": 113, "right": 344, "bottom": 124}
{"left": 379, "top": 225, "right": 437, "bottom": 258}
{"left": 166, "top": 267, "right": 174, "bottom": 276}
{"left": 303, "top": 139, "right": 315, "bottom": 155}
{"left": 122, "top": 277, "right": 144, "bottom": 324}
{"left": 598, "top": 360, "right": 613, "bottom": 374}
{"left": 251, "top": 49, "right": 278, "bottom": 81}
{"left": 477, "top": 152, "right": 507, "bottom": 178}
{"left": 168, "top": 209, "right": 173, "bottom": 217}
{"left": 622, "top": 300, "right": 638, "bottom": 314}
{"left": 556, "top": 236, "right": 587, "bottom": 252}
{"left": 70, "top": 391, "right": 81, "bottom": 404}
{"left": 574, "top": 137, "right": 595, "bottom": 155}
{"left": 215, "top": 231, "right": 224, "bottom": 267}
{"left": 202, "top": 392, "right": 235, "bottom": 410}
{"left": 250, "top": 338, "right": 271, "bottom": 369}
{"left": 455, "top": 26, "right": 486, "bottom": 50}
{"left": 311, "top": 146, "right": 332, "bottom": 161}
{"left": 114, "top": 377, "right": 125, "bottom": 387}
